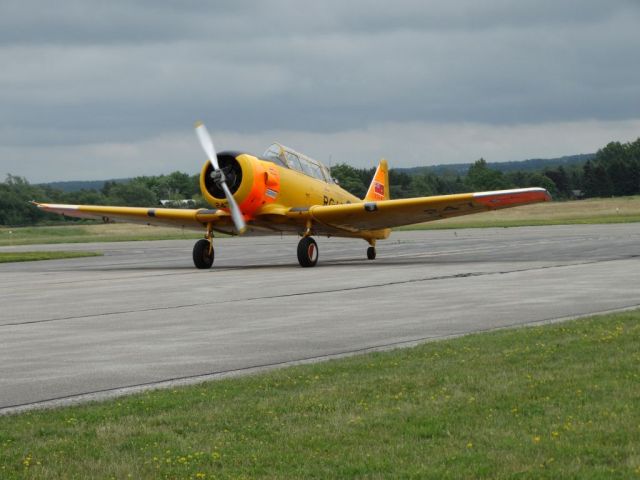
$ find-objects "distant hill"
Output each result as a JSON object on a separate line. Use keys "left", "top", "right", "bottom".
{"left": 40, "top": 153, "right": 595, "bottom": 191}
{"left": 398, "top": 153, "right": 595, "bottom": 176}
{"left": 39, "top": 178, "right": 130, "bottom": 192}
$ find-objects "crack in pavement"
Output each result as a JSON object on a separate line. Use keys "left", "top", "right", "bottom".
{"left": 3, "top": 301, "right": 640, "bottom": 415}
{"left": 2, "top": 255, "right": 637, "bottom": 328}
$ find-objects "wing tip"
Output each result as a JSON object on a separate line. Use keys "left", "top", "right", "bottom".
{"left": 473, "top": 187, "right": 552, "bottom": 208}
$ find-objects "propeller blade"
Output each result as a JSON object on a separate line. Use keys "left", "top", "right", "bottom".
{"left": 194, "top": 121, "right": 220, "bottom": 170}
{"left": 221, "top": 182, "right": 247, "bottom": 234}
{"left": 194, "top": 121, "right": 247, "bottom": 235}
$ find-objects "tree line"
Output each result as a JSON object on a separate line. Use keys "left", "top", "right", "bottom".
{"left": 331, "top": 138, "right": 640, "bottom": 201}
{"left": 1, "top": 138, "right": 639, "bottom": 226}
{"left": 0, "top": 172, "right": 201, "bottom": 226}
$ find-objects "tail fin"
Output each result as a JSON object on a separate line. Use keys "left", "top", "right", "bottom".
{"left": 364, "top": 159, "right": 390, "bottom": 201}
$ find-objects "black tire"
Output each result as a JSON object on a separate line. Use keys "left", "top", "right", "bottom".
{"left": 297, "top": 237, "right": 318, "bottom": 267}
{"left": 193, "top": 239, "right": 214, "bottom": 269}
{"left": 367, "top": 246, "right": 376, "bottom": 260}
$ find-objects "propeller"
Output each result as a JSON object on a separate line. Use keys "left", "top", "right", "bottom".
{"left": 194, "top": 121, "right": 247, "bottom": 234}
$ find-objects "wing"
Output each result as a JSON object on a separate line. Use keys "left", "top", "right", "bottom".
{"left": 33, "top": 203, "right": 230, "bottom": 231}
{"left": 295, "top": 187, "right": 551, "bottom": 232}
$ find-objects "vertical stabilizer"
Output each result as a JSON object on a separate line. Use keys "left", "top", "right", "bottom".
{"left": 364, "top": 159, "right": 390, "bottom": 201}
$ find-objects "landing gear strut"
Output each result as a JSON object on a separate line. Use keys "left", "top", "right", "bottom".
{"left": 297, "top": 236, "right": 318, "bottom": 267}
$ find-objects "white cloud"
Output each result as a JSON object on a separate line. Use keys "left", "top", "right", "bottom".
{"left": 210, "top": 119, "right": 640, "bottom": 168}
{"left": 3, "top": 118, "right": 638, "bottom": 183}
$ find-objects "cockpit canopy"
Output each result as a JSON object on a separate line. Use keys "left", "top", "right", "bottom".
{"left": 263, "top": 143, "right": 335, "bottom": 183}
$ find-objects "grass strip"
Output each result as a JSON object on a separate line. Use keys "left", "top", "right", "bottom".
{"left": 0, "top": 251, "right": 102, "bottom": 263}
{"left": 1, "top": 311, "right": 639, "bottom": 478}
{"left": 0, "top": 224, "right": 201, "bottom": 246}
{"left": 401, "top": 196, "right": 640, "bottom": 230}
{"left": 399, "top": 214, "right": 640, "bottom": 230}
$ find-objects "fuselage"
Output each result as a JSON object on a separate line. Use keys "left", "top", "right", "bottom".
{"left": 198, "top": 145, "right": 388, "bottom": 240}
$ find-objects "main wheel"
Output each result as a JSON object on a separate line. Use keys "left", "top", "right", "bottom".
{"left": 367, "top": 246, "right": 376, "bottom": 260}
{"left": 297, "top": 237, "right": 318, "bottom": 267}
{"left": 193, "top": 239, "right": 214, "bottom": 269}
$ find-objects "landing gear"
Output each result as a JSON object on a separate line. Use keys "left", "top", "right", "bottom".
{"left": 297, "top": 236, "right": 318, "bottom": 267}
{"left": 193, "top": 238, "right": 214, "bottom": 269}
{"left": 367, "top": 246, "right": 376, "bottom": 260}
{"left": 366, "top": 239, "right": 377, "bottom": 260}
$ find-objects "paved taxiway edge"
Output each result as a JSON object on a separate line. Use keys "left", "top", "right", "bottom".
{"left": 4, "top": 302, "right": 640, "bottom": 416}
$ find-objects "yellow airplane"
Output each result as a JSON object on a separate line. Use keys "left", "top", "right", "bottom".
{"left": 34, "top": 123, "right": 551, "bottom": 268}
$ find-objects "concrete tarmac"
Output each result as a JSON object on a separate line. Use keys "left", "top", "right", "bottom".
{"left": 1, "top": 224, "right": 639, "bottom": 413}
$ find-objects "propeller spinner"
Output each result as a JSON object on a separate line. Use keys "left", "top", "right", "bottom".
{"left": 194, "top": 121, "right": 247, "bottom": 234}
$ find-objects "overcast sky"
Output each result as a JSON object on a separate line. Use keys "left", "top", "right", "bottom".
{"left": 1, "top": 0, "right": 639, "bottom": 182}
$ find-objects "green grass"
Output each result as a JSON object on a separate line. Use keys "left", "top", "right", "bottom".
{"left": 400, "top": 214, "right": 640, "bottom": 230}
{"left": 0, "top": 224, "right": 201, "bottom": 246}
{"left": 401, "top": 195, "right": 640, "bottom": 230}
{"left": 0, "top": 251, "right": 102, "bottom": 263}
{"left": 2, "top": 311, "right": 639, "bottom": 478}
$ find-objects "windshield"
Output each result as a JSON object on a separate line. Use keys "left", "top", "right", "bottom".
{"left": 263, "top": 143, "right": 334, "bottom": 183}
{"left": 262, "top": 144, "right": 287, "bottom": 167}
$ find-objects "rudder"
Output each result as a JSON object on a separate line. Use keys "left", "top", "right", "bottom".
{"left": 364, "top": 159, "right": 390, "bottom": 201}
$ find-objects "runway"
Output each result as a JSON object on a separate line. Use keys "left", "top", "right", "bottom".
{"left": 1, "top": 224, "right": 639, "bottom": 413}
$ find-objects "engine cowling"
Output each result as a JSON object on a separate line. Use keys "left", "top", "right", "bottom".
{"left": 199, "top": 152, "right": 280, "bottom": 219}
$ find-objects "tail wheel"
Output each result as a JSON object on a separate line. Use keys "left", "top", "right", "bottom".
{"left": 193, "top": 239, "right": 214, "bottom": 269}
{"left": 297, "top": 237, "right": 318, "bottom": 268}
{"left": 367, "top": 246, "right": 376, "bottom": 260}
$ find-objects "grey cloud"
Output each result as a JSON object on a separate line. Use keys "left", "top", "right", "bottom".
{"left": 1, "top": 0, "right": 639, "bottom": 181}
{"left": 0, "top": 0, "right": 247, "bottom": 45}
{"left": 1, "top": 0, "right": 635, "bottom": 46}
